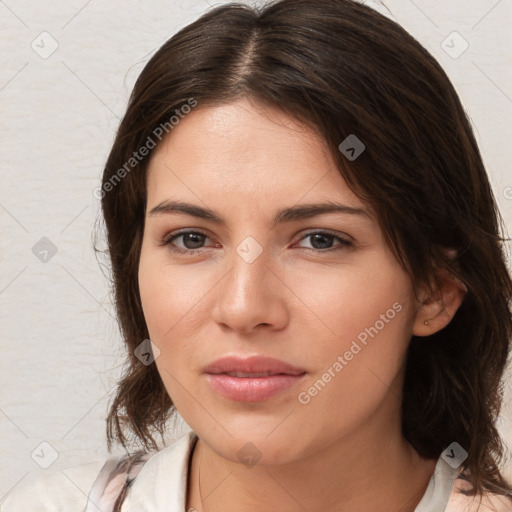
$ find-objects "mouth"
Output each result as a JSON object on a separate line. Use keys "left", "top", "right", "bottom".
{"left": 203, "top": 355, "right": 307, "bottom": 402}
{"left": 214, "top": 371, "right": 304, "bottom": 377}
{"left": 203, "top": 354, "right": 306, "bottom": 376}
{"left": 205, "top": 373, "right": 306, "bottom": 402}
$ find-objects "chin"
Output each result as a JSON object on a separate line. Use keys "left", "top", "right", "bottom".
{"left": 198, "top": 427, "right": 312, "bottom": 467}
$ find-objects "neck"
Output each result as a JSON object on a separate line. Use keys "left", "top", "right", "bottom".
{"left": 186, "top": 397, "right": 436, "bottom": 512}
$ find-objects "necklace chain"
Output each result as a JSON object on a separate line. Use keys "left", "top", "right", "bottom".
{"left": 197, "top": 440, "right": 204, "bottom": 512}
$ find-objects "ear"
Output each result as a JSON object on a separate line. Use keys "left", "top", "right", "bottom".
{"left": 412, "top": 256, "right": 468, "bottom": 337}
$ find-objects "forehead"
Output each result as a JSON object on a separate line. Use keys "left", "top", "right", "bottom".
{"left": 146, "top": 97, "right": 367, "bottom": 215}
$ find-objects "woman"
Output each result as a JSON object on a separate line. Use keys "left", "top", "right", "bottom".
{"left": 4, "top": 0, "right": 512, "bottom": 510}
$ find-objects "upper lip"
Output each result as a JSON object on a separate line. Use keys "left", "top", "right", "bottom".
{"left": 203, "top": 355, "right": 306, "bottom": 376}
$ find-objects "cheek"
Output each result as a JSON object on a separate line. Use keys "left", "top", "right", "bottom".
{"left": 138, "top": 247, "right": 214, "bottom": 341}
{"left": 138, "top": 249, "right": 210, "bottom": 407}
{"left": 287, "top": 258, "right": 414, "bottom": 399}
{"left": 284, "top": 256, "right": 413, "bottom": 347}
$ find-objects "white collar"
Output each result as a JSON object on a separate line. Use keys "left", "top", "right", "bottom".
{"left": 122, "top": 430, "right": 198, "bottom": 511}
{"left": 414, "top": 456, "right": 459, "bottom": 511}
{"left": 122, "top": 430, "right": 460, "bottom": 511}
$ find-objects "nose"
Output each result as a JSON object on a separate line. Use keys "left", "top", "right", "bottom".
{"left": 211, "top": 247, "right": 289, "bottom": 335}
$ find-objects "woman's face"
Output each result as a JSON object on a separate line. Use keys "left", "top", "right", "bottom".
{"left": 138, "top": 97, "right": 423, "bottom": 465}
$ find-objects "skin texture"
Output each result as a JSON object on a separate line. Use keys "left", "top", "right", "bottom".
{"left": 138, "top": 97, "right": 466, "bottom": 512}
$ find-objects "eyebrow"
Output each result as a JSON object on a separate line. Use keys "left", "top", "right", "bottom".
{"left": 148, "top": 200, "right": 372, "bottom": 226}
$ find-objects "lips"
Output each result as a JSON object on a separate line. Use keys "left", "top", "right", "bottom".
{"left": 221, "top": 371, "right": 287, "bottom": 377}
{"left": 203, "top": 355, "right": 306, "bottom": 402}
{"left": 203, "top": 355, "right": 306, "bottom": 376}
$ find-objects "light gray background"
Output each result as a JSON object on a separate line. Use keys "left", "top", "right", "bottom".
{"left": 1, "top": 0, "right": 512, "bottom": 502}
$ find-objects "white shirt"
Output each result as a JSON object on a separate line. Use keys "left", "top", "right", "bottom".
{"left": 2, "top": 430, "right": 510, "bottom": 511}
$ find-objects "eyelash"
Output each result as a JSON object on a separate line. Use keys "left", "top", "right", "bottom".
{"left": 159, "top": 229, "right": 353, "bottom": 255}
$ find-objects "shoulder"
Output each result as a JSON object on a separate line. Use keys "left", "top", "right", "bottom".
{"left": 1, "top": 433, "right": 197, "bottom": 512}
{"left": 0, "top": 458, "right": 106, "bottom": 511}
{"left": 445, "top": 475, "right": 512, "bottom": 512}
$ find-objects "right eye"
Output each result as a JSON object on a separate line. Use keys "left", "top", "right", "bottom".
{"left": 160, "top": 230, "right": 219, "bottom": 254}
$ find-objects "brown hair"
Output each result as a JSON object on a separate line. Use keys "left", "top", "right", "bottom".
{"left": 97, "top": 0, "right": 512, "bottom": 500}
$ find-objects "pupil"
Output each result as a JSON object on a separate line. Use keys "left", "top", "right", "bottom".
{"left": 311, "top": 233, "right": 332, "bottom": 249}
{"left": 185, "top": 233, "right": 204, "bottom": 249}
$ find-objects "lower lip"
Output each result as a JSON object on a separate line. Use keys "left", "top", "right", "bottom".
{"left": 205, "top": 373, "right": 306, "bottom": 402}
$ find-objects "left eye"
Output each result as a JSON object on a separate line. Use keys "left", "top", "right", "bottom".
{"left": 160, "top": 230, "right": 352, "bottom": 254}
{"left": 297, "top": 231, "right": 353, "bottom": 251}
{"left": 161, "top": 231, "right": 214, "bottom": 252}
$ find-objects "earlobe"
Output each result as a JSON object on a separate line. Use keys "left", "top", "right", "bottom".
{"left": 412, "top": 267, "right": 467, "bottom": 337}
